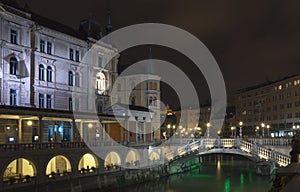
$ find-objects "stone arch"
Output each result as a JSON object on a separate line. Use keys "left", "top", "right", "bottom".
{"left": 125, "top": 150, "right": 140, "bottom": 167}
{"left": 149, "top": 151, "right": 160, "bottom": 161}
{"left": 104, "top": 151, "right": 121, "bottom": 170}
{"left": 78, "top": 153, "right": 98, "bottom": 173}
{"left": 3, "top": 157, "right": 37, "bottom": 183}
{"left": 46, "top": 155, "right": 72, "bottom": 178}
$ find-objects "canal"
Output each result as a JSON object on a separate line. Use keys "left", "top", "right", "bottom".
{"left": 103, "top": 154, "right": 272, "bottom": 192}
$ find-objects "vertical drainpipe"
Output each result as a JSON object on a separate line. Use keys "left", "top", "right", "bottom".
{"left": 30, "top": 24, "right": 36, "bottom": 107}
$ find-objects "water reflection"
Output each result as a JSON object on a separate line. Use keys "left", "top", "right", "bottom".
{"left": 97, "top": 154, "right": 272, "bottom": 192}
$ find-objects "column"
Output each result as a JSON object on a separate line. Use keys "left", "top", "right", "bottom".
{"left": 79, "top": 122, "right": 83, "bottom": 142}
{"left": 38, "top": 116, "right": 43, "bottom": 143}
{"left": 127, "top": 120, "right": 130, "bottom": 142}
{"left": 71, "top": 118, "right": 75, "bottom": 142}
{"left": 143, "top": 122, "right": 146, "bottom": 143}
{"left": 135, "top": 120, "right": 138, "bottom": 142}
{"left": 52, "top": 121, "right": 55, "bottom": 142}
{"left": 150, "top": 119, "right": 153, "bottom": 142}
{"left": 18, "top": 119, "right": 22, "bottom": 143}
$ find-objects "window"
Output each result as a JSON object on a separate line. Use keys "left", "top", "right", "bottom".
{"left": 69, "top": 97, "right": 73, "bottom": 111}
{"left": 40, "top": 40, "right": 45, "bottom": 53}
{"left": 287, "top": 113, "right": 293, "bottom": 119}
{"left": 47, "top": 42, "right": 52, "bottom": 54}
{"left": 75, "top": 50, "right": 80, "bottom": 62}
{"left": 287, "top": 103, "right": 292, "bottom": 109}
{"left": 69, "top": 49, "right": 74, "bottom": 60}
{"left": 75, "top": 72, "right": 80, "bottom": 87}
{"left": 39, "top": 64, "right": 45, "bottom": 81}
{"left": 68, "top": 71, "right": 74, "bottom": 86}
{"left": 96, "top": 72, "right": 106, "bottom": 94}
{"left": 9, "top": 57, "right": 18, "bottom": 75}
{"left": 39, "top": 93, "right": 44, "bottom": 108}
{"left": 46, "top": 95, "right": 52, "bottom": 109}
{"left": 10, "top": 89, "right": 17, "bottom": 105}
{"left": 10, "top": 29, "right": 18, "bottom": 44}
{"left": 47, "top": 66, "right": 53, "bottom": 82}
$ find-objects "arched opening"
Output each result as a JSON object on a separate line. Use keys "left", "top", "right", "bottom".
{"left": 149, "top": 152, "right": 160, "bottom": 161}
{"left": 126, "top": 150, "right": 140, "bottom": 167}
{"left": 96, "top": 72, "right": 106, "bottom": 95}
{"left": 3, "top": 158, "right": 36, "bottom": 184}
{"left": 47, "top": 66, "right": 53, "bottom": 82}
{"left": 46, "top": 155, "right": 71, "bottom": 178}
{"left": 104, "top": 152, "right": 121, "bottom": 170}
{"left": 68, "top": 71, "right": 74, "bottom": 86}
{"left": 78, "top": 153, "right": 98, "bottom": 173}
{"left": 39, "top": 64, "right": 45, "bottom": 81}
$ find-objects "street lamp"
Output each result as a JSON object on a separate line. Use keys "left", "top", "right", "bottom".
{"left": 266, "top": 124, "right": 270, "bottom": 137}
{"left": 206, "top": 122, "right": 210, "bottom": 138}
{"left": 239, "top": 121, "right": 243, "bottom": 138}
{"left": 256, "top": 126, "right": 260, "bottom": 137}
{"left": 261, "top": 123, "right": 265, "bottom": 137}
{"left": 231, "top": 126, "right": 235, "bottom": 138}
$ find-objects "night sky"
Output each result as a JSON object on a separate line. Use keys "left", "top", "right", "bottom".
{"left": 23, "top": 0, "right": 300, "bottom": 108}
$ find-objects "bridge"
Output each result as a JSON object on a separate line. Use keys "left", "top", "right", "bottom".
{"left": 164, "top": 138, "right": 292, "bottom": 167}
{"left": 0, "top": 137, "right": 292, "bottom": 191}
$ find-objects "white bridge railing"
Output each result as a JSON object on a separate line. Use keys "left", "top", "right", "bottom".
{"left": 165, "top": 138, "right": 291, "bottom": 167}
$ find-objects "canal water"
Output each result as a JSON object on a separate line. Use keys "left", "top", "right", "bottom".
{"left": 104, "top": 154, "right": 272, "bottom": 192}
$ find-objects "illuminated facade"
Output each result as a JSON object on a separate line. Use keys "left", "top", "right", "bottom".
{"left": 0, "top": 3, "right": 163, "bottom": 190}
{"left": 235, "top": 75, "right": 300, "bottom": 137}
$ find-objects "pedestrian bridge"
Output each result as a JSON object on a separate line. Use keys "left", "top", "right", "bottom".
{"left": 164, "top": 138, "right": 291, "bottom": 167}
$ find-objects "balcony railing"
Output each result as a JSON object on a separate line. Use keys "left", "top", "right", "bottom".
{"left": 0, "top": 142, "right": 87, "bottom": 152}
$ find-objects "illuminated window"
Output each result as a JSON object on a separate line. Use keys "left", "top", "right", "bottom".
{"left": 46, "top": 155, "right": 71, "bottom": 177}
{"left": 278, "top": 85, "right": 282, "bottom": 90}
{"left": 96, "top": 72, "right": 106, "bottom": 94}
{"left": 78, "top": 153, "right": 98, "bottom": 172}
{"left": 3, "top": 158, "right": 36, "bottom": 182}
{"left": 9, "top": 57, "right": 18, "bottom": 75}
{"left": 104, "top": 152, "right": 121, "bottom": 169}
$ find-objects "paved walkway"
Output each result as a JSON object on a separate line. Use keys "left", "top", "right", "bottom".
{"left": 278, "top": 163, "right": 300, "bottom": 192}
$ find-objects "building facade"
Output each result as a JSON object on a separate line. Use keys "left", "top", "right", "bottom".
{"left": 235, "top": 75, "right": 300, "bottom": 137}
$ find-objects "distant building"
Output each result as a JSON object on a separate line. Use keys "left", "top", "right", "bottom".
{"left": 235, "top": 75, "right": 300, "bottom": 137}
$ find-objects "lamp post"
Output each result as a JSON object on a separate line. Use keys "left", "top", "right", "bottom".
{"left": 206, "top": 122, "right": 210, "bottom": 138}
{"left": 239, "top": 121, "right": 243, "bottom": 138}
{"left": 266, "top": 124, "right": 270, "bottom": 137}
{"left": 256, "top": 126, "right": 260, "bottom": 137}
{"left": 261, "top": 123, "right": 265, "bottom": 137}
{"left": 231, "top": 126, "right": 235, "bottom": 138}
{"left": 167, "top": 124, "right": 171, "bottom": 138}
